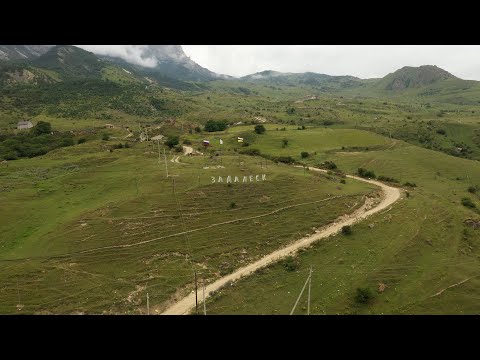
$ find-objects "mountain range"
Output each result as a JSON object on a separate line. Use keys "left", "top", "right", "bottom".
{"left": 0, "top": 44, "right": 470, "bottom": 91}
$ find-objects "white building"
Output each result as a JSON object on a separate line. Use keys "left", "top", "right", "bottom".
{"left": 17, "top": 121, "right": 33, "bottom": 130}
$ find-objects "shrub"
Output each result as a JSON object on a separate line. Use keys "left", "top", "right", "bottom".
{"left": 254, "top": 124, "right": 266, "bottom": 134}
{"left": 282, "top": 139, "right": 289, "bottom": 148}
{"left": 357, "top": 168, "right": 376, "bottom": 179}
{"left": 78, "top": 138, "right": 87, "bottom": 144}
{"left": 301, "top": 151, "right": 309, "bottom": 159}
{"left": 355, "top": 287, "right": 373, "bottom": 304}
{"left": 229, "top": 202, "right": 237, "bottom": 209}
{"left": 436, "top": 129, "right": 446, "bottom": 135}
{"left": 124, "top": 142, "right": 130, "bottom": 148}
{"left": 323, "top": 120, "right": 334, "bottom": 126}
{"left": 403, "top": 182, "right": 417, "bottom": 188}
{"left": 183, "top": 139, "right": 192, "bottom": 145}
{"left": 165, "top": 136, "right": 179, "bottom": 149}
{"left": 174, "top": 144, "right": 183, "bottom": 152}
{"left": 194, "top": 126, "right": 201, "bottom": 133}
{"left": 282, "top": 256, "right": 300, "bottom": 272}
{"left": 239, "top": 148, "right": 261, "bottom": 156}
{"left": 377, "top": 175, "right": 399, "bottom": 183}
{"left": 102, "top": 133, "right": 110, "bottom": 141}
{"left": 468, "top": 186, "right": 477, "bottom": 194}
{"left": 340, "top": 179, "right": 346, "bottom": 184}
{"left": 341, "top": 225, "right": 352, "bottom": 235}
{"left": 462, "top": 197, "right": 476, "bottom": 208}
{"left": 322, "top": 161, "right": 337, "bottom": 170}
{"left": 275, "top": 156, "right": 295, "bottom": 164}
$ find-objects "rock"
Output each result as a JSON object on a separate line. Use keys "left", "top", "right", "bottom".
{"left": 378, "top": 283, "right": 387, "bottom": 293}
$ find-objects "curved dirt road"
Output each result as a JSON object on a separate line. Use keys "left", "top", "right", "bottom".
{"left": 162, "top": 167, "right": 402, "bottom": 315}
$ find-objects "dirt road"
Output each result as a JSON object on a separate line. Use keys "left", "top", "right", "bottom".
{"left": 162, "top": 166, "right": 402, "bottom": 315}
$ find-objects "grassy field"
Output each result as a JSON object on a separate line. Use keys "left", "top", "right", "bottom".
{"left": 0, "top": 137, "right": 375, "bottom": 314}
{"left": 201, "top": 130, "right": 480, "bottom": 314}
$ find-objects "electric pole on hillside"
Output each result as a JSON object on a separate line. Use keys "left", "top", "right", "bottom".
{"left": 203, "top": 278, "right": 206, "bottom": 315}
{"left": 157, "top": 140, "right": 161, "bottom": 164}
{"left": 307, "top": 266, "right": 312, "bottom": 315}
{"left": 147, "top": 292, "right": 150, "bottom": 315}
{"left": 163, "top": 148, "right": 169, "bottom": 177}
{"left": 194, "top": 271, "right": 198, "bottom": 315}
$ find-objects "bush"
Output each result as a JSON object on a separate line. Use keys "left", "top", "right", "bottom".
{"left": 462, "top": 197, "right": 476, "bottom": 208}
{"left": 78, "top": 138, "right": 87, "bottom": 144}
{"left": 282, "top": 139, "right": 289, "bottom": 148}
{"left": 124, "top": 142, "right": 130, "bottom": 148}
{"left": 275, "top": 156, "right": 295, "bottom": 164}
{"left": 174, "top": 144, "right": 183, "bottom": 152}
{"left": 340, "top": 179, "right": 346, "bottom": 184}
{"left": 436, "top": 129, "right": 446, "bottom": 135}
{"left": 322, "top": 161, "right": 337, "bottom": 170}
{"left": 254, "top": 124, "right": 266, "bottom": 134}
{"left": 165, "top": 136, "right": 179, "bottom": 149}
{"left": 102, "top": 133, "right": 110, "bottom": 141}
{"left": 194, "top": 126, "right": 201, "bottom": 133}
{"left": 355, "top": 287, "right": 373, "bottom": 304}
{"left": 323, "top": 120, "right": 334, "bottom": 126}
{"left": 341, "top": 225, "right": 352, "bottom": 235}
{"left": 403, "top": 182, "right": 417, "bottom": 188}
{"left": 357, "top": 168, "right": 376, "bottom": 179}
{"left": 377, "top": 175, "right": 399, "bottom": 183}
{"left": 239, "top": 148, "right": 261, "bottom": 156}
{"left": 229, "top": 202, "right": 237, "bottom": 209}
{"left": 282, "top": 256, "right": 300, "bottom": 272}
{"left": 468, "top": 186, "right": 477, "bottom": 194}
{"left": 301, "top": 151, "right": 309, "bottom": 159}
{"left": 183, "top": 139, "right": 192, "bottom": 145}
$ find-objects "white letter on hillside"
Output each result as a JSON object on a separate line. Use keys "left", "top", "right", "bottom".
{"left": 227, "top": 176, "right": 232, "bottom": 183}
{"left": 218, "top": 176, "right": 223, "bottom": 183}
{"left": 243, "top": 176, "right": 248, "bottom": 183}
{"left": 249, "top": 175, "right": 253, "bottom": 182}
{"left": 211, "top": 176, "right": 216, "bottom": 184}
{"left": 255, "top": 175, "right": 260, "bottom": 181}
{"left": 234, "top": 176, "right": 239, "bottom": 183}
{"left": 262, "top": 174, "right": 267, "bottom": 181}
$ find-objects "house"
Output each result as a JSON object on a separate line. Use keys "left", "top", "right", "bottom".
{"left": 17, "top": 121, "right": 33, "bottom": 130}
{"left": 105, "top": 124, "right": 114, "bottom": 129}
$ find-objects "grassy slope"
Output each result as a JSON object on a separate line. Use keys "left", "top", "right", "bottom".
{"left": 0, "top": 138, "right": 374, "bottom": 314}
{"left": 201, "top": 127, "right": 480, "bottom": 314}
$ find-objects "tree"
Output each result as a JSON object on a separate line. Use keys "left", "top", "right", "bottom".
{"left": 165, "top": 136, "right": 179, "bottom": 149}
{"left": 31, "top": 121, "right": 52, "bottom": 136}
{"left": 194, "top": 126, "right": 201, "bottom": 133}
{"left": 205, "top": 120, "right": 227, "bottom": 132}
{"left": 78, "top": 138, "right": 87, "bottom": 144}
{"left": 282, "top": 139, "right": 289, "bottom": 148}
{"left": 254, "top": 124, "right": 266, "bottom": 134}
{"left": 301, "top": 151, "right": 309, "bottom": 158}
{"left": 102, "top": 133, "right": 110, "bottom": 141}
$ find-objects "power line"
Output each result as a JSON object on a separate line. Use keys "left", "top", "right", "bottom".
{"left": 290, "top": 269, "right": 312, "bottom": 315}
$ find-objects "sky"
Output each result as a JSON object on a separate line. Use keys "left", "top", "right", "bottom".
{"left": 77, "top": 45, "right": 480, "bottom": 80}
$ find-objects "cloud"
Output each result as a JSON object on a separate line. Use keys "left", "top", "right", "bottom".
{"left": 76, "top": 45, "right": 158, "bottom": 68}
{"left": 181, "top": 45, "right": 480, "bottom": 81}
{"left": 75, "top": 45, "right": 480, "bottom": 81}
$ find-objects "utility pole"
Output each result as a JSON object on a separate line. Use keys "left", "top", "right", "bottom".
{"left": 203, "top": 279, "right": 206, "bottom": 315}
{"left": 290, "top": 270, "right": 312, "bottom": 315}
{"left": 147, "top": 292, "right": 150, "bottom": 315}
{"left": 163, "top": 148, "right": 169, "bottom": 177}
{"left": 194, "top": 271, "right": 198, "bottom": 315}
{"left": 172, "top": 177, "right": 176, "bottom": 194}
{"left": 16, "top": 279, "right": 20, "bottom": 306}
{"left": 157, "top": 140, "right": 161, "bottom": 164}
{"left": 308, "top": 266, "right": 312, "bottom": 315}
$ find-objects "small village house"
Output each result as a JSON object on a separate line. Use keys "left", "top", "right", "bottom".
{"left": 17, "top": 121, "right": 33, "bottom": 130}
